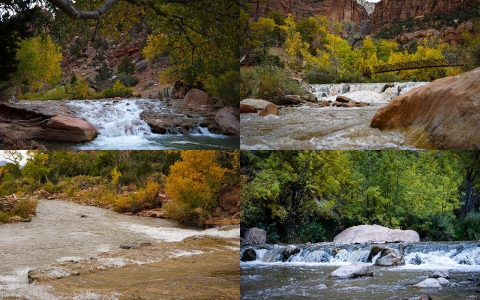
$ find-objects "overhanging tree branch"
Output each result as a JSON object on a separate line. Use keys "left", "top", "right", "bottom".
{"left": 47, "top": 0, "right": 121, "bottom": 20}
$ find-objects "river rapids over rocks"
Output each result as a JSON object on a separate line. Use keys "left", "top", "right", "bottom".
{"left": 240, "top": 82, "right": 429, "bottom": 150}
{"left": 41, "top": 99, "right": 238, "bottom": 150}
{"left": 241, "top": 242, "right": 480, "bottom": 299}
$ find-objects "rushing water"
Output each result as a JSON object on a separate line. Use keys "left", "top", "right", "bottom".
{"left": 43, "top": 99, "right": 238, "bottom": 150}
{"left": 241, "top": 242, "right": 480, "bottom": 299}
{"left": 240, "top": 82, "right": 429, "bottom": 150}
{"left": 0, "top": 200, "right": 239, "bottom": 299}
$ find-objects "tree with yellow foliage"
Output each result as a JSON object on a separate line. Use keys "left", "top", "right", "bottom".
{"left": 15, "top": 34, "right": 63, "bottom": 92}
{"left": 164, "top": 150, "right": 228, "bottom": 226}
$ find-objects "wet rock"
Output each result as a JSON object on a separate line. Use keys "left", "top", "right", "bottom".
{"left": 336, "top": 95, "right": 353, "bottom": 103}
{"left": 282, "top": 245, "right": 300, "bottom": 261}
{"left": 318, "top": 284, "right": 327, "bottom": 289}
{"left": 380, "top": 83, "right": 395, "bottom": 93}
{"left": 431, "top": 270, "right": 450, "bottom": 279}
{"left": 240, "top": 99, "right": 274, "bottom": 110}
{"left": 259, "top": 103, "right": 279, "bottom": 117}
{"left": 466, "top": 295, "right": 478, "bottom": 299}
{"left": 120, "top": 242, "right": 152, "bottom": 250}
{"left": 215, "top": 106, "right": 240, "bottom": 136}
{"left": 413, "top": 278, "right": 442, "bottom": 289}
{"left": 371, "top": 67, "right": 480, "bottom": 149}
{"left": 184, "top": 88, "right": 210, "bottom": 110}
{"left": 437, "top": 277, "right": 450, "bottom": 287}
{"left": 240, "top": 104, "right": 257, "bottom": 113}
{"left": 410, "top": 254, "right": 423, "bottom": 265}
{"left": 44, "top": 116, "right": 97, "bottom": 142}
{"left": 241, "top": 248, "right": 257, "bottom": 262}
{"left": 244, "top": 227, "right": 267, "bottom": 245}
{"left": 273, "top": 94, "right": 302, "bottom": 106}
{"left": 375, "top": 251, "right": 404, "bottom": 266}
{"left": 333, "top": 224, "right": 420, "bottom": 244}
{"left": 329, "top": 262, "right": 374, "bottom": 279}
{"left": 304, "top": 90, "right": 317, "bottom": 103}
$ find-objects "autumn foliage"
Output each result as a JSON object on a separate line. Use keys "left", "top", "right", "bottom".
{"left": 164, "top": 151, "right": 228, "bottom": 226}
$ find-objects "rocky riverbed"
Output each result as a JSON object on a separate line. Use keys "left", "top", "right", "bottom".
{"left": 23, "top": 236, "right": 240, "bottom": 300}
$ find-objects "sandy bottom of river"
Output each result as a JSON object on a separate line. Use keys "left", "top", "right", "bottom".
{"left": 5, "top": 236, "right": 239, "bottom": 300}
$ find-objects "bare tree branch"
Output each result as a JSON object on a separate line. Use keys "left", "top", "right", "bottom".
{"left": 47, "top": 0, "right": 121, "bottom": 20}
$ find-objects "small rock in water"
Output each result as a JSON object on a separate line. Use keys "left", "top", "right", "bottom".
{"left": 410, "top": 254, "right": 423, "bottom": 265}
{"left": 451, "top": 283, "right": 460, "bottom": 287}
{"left": 318, "top": 284, "right": 327, "bottom": 289}
{"left": 419, "top": 295, "right": 432, "bottom": 300}
{"left": 437, "top": 277, "right": 450, "bottom": 286}
{"left": 413, "top": 278, "right": 442, "bottom": 289}
{"left": 466, "top": 295, "right": 479, "bottom": 299}
{"left": 80, "top": 214, "right": 87, "bottom": 218}
{"left": 431, "top": 270, "right": 450, "bottom": 279}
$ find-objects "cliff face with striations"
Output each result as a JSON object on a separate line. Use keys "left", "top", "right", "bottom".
{"left": 369, "top": 0, "right": 469, "bottom": 34}
{"left": 252, "top": 0, "right": 371, "bottom": 34}
{"left": 251, "top": 0, "right": 474, "bottom": 41}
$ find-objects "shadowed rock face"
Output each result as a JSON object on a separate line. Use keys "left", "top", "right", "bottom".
{"left": 370, "top": 67, "right": 480, "bottom": 149}
{"left": 333, "top": 224, "right": 420, "bottom": 244}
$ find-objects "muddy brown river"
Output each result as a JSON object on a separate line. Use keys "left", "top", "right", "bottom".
{"left": 0, "top": 200, "right": 240, "bottom": 299}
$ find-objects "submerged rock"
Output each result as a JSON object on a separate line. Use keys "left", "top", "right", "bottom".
{"left": 333, "top": 224, "right": 420, "bottom": 244}
{"left": 329, "top": 262, "right": 374, "bottom": 279}
{"left": 371, "top": 67, "right": 480, "bottom": 149}
{"left": 413, "top": 278, "right": 442, "bottom": 289}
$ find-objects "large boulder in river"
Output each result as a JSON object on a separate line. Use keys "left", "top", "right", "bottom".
{"left": 184, "top": 88, "right": 210, "bottom": 110}
{"left": 43, "top": 116, "right": 97, "bottom": 142}
{"left": 215, "top": 106, "right": 239, "bottom": 136}
{"left": 333, "top": 224, "right": 420, "bottom": 244}
{"left": 329, "top": 262, "right": 374, "bottom": 279}
{"left": 240, "top": 99, "right": 274, "bottom": 110}
{"left": 370, "top": 67, "right": 480, "bottom": 149}
{"left": 244, "top": 227, "right": 267, "bottom": 245}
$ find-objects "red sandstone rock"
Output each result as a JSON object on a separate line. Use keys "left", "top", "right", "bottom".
{"left": 371, "top": 67, "right": 480, "bottom": 149}
{"left": 184, "top": 88, "right": 210, "bottom": 109}
{"left": 259, "top": 103, "right": 279, "bottom": 116}
{"left": 240, "top": 104, "right": 257, "bottom": 113}
{"left": 44, "top": 116, "right": 97, "bottom": 142}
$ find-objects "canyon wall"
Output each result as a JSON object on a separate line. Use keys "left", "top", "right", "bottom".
{"left": 251, "top": 0, "right": 473, "bottom": 39}
{"left": 252, "top": 0, "right": 369, "bottom": 25}
{"left": 369, "top": 0, "right": 470, "bottom": 34}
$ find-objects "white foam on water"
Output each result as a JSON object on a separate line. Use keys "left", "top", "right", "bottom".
{"left": 168, "top": 250, "right": 204, "bottom": 258}
{"left": 97, "top": 257, "right": 127, "bottom": 268}
{"left": 119, "top": 223, "right": 239, "bottom": 242}
{"left": 57, "top": 256, "right": 83, "bottom": 263}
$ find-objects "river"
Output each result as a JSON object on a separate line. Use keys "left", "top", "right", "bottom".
{"left": 241, "top": 242, "right": 480, "bottom": 299}
{"left": 0, "top": 200, "right": 239, "bottom": 299}
{"left": 240, "top": 82, "right": 429, "bottom": 150}
{"left": 42, "top": 99, "right": 238, "bottom": 150}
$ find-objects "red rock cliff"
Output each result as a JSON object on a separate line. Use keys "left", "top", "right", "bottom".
{"left": 369, "top": 0, "right": 469, "bottom": 34}
{"left": 252, "top": 0, "right": 369, "bottom": 25}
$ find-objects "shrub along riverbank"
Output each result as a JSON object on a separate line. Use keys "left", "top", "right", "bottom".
{"left": 0, "top": 150, "right": 239, "bottom": 226}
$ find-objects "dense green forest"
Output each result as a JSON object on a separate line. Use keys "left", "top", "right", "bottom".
{"left": 241, "top": 151, "right": 480, "bottom": 243}
{"left": 0, "top": 150, "right": 239, "bottom": 226}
